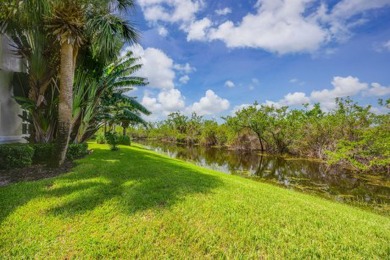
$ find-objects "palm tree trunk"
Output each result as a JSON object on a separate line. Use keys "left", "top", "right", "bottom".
{"left": 70, "top": 113, "right": 82, "bottom": 144}
{"left": 54, "top": 42, "right": 74, "bottom": 166}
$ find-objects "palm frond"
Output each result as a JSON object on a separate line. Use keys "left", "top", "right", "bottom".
{"left": 115, "top": 0, "right": 135, "bottom": 11}
{"left": 117, "top": 109, "right": 148, "bottom": 126}
{"left": 87, "top": 13, "right": 138, "bottom": 61}
{"left": 120, "top": 19, "right": 139, "bottom": 44}
{"left": 117, "top": 94, "right": 151, "bottom": 115}
{"left": 113, "top": 77, "right": 147, "bottom": 88}
{"left": 46, "top": 0, "right": 85, "bottom": 46}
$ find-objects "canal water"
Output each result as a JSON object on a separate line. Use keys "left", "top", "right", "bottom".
{"left": 137, "top": 140, "right": 390, "bottom": 215}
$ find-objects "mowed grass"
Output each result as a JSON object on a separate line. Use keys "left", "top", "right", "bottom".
{"left": 0, "top": 144, "right": 389, "bottom": 259}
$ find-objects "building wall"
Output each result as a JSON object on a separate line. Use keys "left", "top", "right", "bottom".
{"left": 0, "top": 34, "right": 25, "bottom": 144}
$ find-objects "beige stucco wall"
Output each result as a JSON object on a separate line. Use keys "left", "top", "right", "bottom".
{"left": 0, "top": 34, "right": 25, "bottom": 144}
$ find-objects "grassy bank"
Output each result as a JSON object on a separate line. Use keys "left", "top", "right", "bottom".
{"left": 1, "top": 144, "right": 389, "bottom": 258}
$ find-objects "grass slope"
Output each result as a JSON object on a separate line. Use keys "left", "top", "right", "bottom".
{"left": 0, "top": 144, "right": 389, "bottom": 258}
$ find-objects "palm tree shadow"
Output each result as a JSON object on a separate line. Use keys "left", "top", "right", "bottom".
{"left": 0, "top": 181, "right": 43, "bottom": 224}
{"left": 44, "top": 146, "right": 223, "bottom": 217}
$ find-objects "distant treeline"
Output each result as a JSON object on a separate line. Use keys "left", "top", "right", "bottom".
{"left": 129, "top": 98, "right": 389, "bottom": 173}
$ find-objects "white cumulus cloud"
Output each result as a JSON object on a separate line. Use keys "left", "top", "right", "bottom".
{"left": 146, "top": 0, "right": 389, "bottom": 55}
{"left": 207, "top": 0, "right": 328, "bottom": 54}
{"left": 138, "top": 0, "right": 390, "bottom": 55}
{"left": 262, "top": 92, "right": 310, "bottom": 108}
{"left": 123, "top": 44, "right": 231, "bottom": 120}
{"left": 187, "top": 18, "right": 212, "bottom": 41}
{"left": 127, "top": 44, "right": 175, "bottom": 89}
{"left": 253, "top": 76, "right": 389, "bottom": 111}
{"left": 138, "top": 0, "right": 204, "bottom": 24}
{"left": 141, "top": 89, "right": 186, "bottom": 120}
{"left": 310, "top": 76, "right": 368, "bottom": 108}
{"left": 121, "top": 44, "right": 197, "bottom": 120}
{"left": 283, "top": 92, "right": 311, "bottom": 106}
{"left": 157, "top": 89, "right": 186, "bottom": 111}
{"left": 188, "top": 90, "right": 230, "bottom": 116}
{"left": 141, "top": 93, "right": 162, "bottom": 113}
{"left": 364, "top": 83, "right": 390, "bottom": 97}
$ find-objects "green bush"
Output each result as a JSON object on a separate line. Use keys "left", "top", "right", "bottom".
{"left": 0, "top": 142, "right": 89, "bottom": 169}
{"left": 118, "top": 135, "right": 131, "bottom": 146}
{"left": 32, "top": 143, "right": 54, "bottom": 164}
{"left": 96, "top": 132, "right": 106, "bottom": 144}
{"left": 105, "top": 132, "right": 119, "bottom": 151}
{"left": 0, "top": 144, "right": 34, "bottom": 169}
{"left": 67, "top": 143, "right": 89, "bottom": 160}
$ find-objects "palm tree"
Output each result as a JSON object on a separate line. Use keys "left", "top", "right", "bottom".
{"left": 46, "top": 1, "right": 83, "bottom": 165}
{"left": 71, "top": 50, "right": 149, "bottom": 143}
{"left": 46, "top": 0, "right": 138, "bottom": 166}
{"left": 104, "top": 93, "right": 150, "bottom": 136}
{"left": 1, "top": 0, "right": 139, "bottom": 165}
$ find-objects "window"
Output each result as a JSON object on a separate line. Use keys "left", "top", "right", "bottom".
{"left": 21, "top": 110, "right": 31, "bottom": 136}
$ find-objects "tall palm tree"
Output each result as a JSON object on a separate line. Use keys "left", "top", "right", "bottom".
{"left": 46, "top": 1, "right": 84, "bottom": 165}
{"left": 46, "top": 0, "right": 138, "bottom": 166}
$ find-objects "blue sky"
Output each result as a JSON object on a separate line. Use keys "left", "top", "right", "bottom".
{"left": 123, "top": 0, "right": 390, "bottom": 120}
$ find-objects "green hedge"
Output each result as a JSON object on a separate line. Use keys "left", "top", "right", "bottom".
{"left": 0, "top": 144, "right": 34, "bottom": 170}
{"left": 32, "top": 143, "right": 54, "bottom": 164}
{"left": 31, "top": 143, "right": 88, "bottom": 162}
{"left": 0, "top": 143, "right": 89, "bottom": 169}
{"left": 66, "top": 143, "right": 89, "bottom": 160}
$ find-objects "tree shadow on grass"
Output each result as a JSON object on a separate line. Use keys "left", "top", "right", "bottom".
{"left": 0, "top": 145, "right": 223, "bottom": 222}
{"left": 47, "top": 147, "right": 223, "bottom": 217}
{"left": 0, "top": 181, "right": 44, "bottom": 224}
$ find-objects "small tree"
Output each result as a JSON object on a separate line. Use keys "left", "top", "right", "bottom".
{"left": 105, "top": 131, "right": 119, "bottom": 151}
{"left": 224, "top": 102, "right": 269, "bottom": 151}
{"left": 71, "top": 51, "right": 149, "bottom": 143}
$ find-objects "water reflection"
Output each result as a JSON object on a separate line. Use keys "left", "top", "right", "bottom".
{"left": 137, "top": 140, "right": 390, "bottom": 214}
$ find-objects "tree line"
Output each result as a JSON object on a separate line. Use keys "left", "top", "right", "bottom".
{"left": 129, "top": 98, "right": 390, "bottom": 173}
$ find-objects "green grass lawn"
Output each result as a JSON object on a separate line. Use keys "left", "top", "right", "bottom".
{"left": 1, "top": 143, "right": 389, "bottom": 258}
